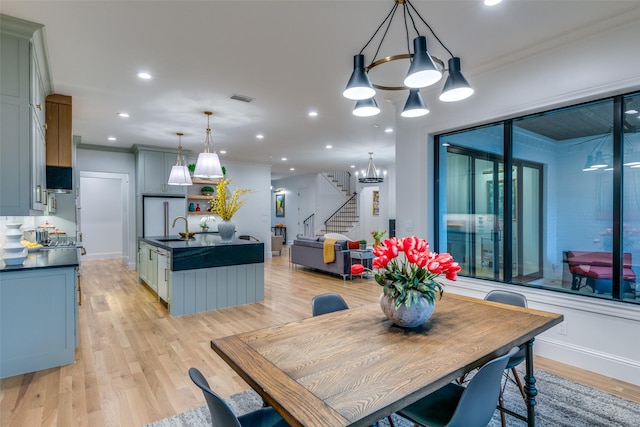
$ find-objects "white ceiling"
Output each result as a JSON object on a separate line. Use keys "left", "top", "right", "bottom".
{"left": 2, "top": 0, "right": 639, "bottom": 179}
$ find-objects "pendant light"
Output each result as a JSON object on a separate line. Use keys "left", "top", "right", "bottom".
{"left": 439, "top": 57, "right": 474, "bottom": 102}
{"left": 358, "top": 152, "right": 384, "bottom": 183}
{"left": 167, "top": 132, "right": 192, "bottom": 186}
{"left": 193, "top": 111, "right": 223, "bottom": 179}
{"left": 401, "top": 89, "right": 430, "bottom": 118}
{"left": 352, "top": 97, "right": 381, "bottom": 117}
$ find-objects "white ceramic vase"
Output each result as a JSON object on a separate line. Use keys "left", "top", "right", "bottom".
{"left": 218, "top": 220, "right": 236, "bottom": 242}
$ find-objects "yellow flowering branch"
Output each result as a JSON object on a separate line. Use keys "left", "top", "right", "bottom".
{"left": 209, "top": 178, "right": 253, "bottom": 220}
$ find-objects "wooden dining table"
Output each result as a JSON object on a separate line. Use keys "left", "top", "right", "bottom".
{"left": 211, "top": 293, "right": 563, "bottom": 427}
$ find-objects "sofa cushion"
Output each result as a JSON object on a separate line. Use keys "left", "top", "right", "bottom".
{"left": 348, "top": 241, "right": 360, "bottom": 250}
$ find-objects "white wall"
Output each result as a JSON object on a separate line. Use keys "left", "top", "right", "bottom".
{"left": 76, "top": 147, "right": 137, "bottom": 269}
{"left": 391, "top": 17, "right": 640, "bottom": 385}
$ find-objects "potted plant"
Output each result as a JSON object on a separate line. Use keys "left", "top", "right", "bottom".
{"left": 201, "top": 185, "right": 214, "bottom": 196}
{"left": 187, "top": 163, "right": 196, "bottom": 175}
{"left": 359, "top": 239, "right": 367, "bottom": 250}
{"left": 209, "top": 178, "right": 253, "bottom": 242}
{"left": 371, "top": 230, "right": 386, "bottom": 247}
{"left": 350, "top": 236, "right": 460, "bottom": 328}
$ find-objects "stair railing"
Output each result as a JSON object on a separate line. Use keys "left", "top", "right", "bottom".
{"left": 325, "top": 170, "right": 352, "bottom": 195}
{"left": 324, "top": 192, "right": 358, "bottom": 234}
{"left": 302, "top": 213, "right": 315, "bottom": 237}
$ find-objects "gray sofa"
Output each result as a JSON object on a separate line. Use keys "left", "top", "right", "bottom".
{"left": 290, "top": 236, "right": 351, "bottom": 278}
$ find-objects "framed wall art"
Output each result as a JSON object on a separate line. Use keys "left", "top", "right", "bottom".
{"left": 372, "top": 190, "right": 380, "bottom": 216}
{"left": 275, "top": 193, "right": 285, "bottom": 217}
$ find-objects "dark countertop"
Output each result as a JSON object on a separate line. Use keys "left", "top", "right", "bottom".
{"left": 0, "top": 248, "right": 79, "bottom": 272}
{"left": 140, "top": 234, "right": 264, "bottom": 271}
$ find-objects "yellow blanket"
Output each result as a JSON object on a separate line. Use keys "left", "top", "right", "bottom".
{"left": 323, "top": 238, "right": 337, "bottom": 263}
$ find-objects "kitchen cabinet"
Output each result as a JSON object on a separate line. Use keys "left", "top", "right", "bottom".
{"left": 156, "top": 247, "right": 170, "bottom": 302}
{"left": 0, "top": 15, "right": 51, "bottom": 215}
{"left": 138, "top": 241, "right": 157, "bottom": 294}
{"left": 45, "top": 94, "right": 72, "bottom": 167}
{"left": 0, "top": 266, "right": 77, "bottom": 378}
{"left": 135, "top": 146, "right": 187, "bottom": 196}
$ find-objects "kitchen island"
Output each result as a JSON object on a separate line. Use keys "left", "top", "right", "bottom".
{"left": 138, "top": 234, "right": 264, "bottom": 316}
{"left": 0, "top": 248, "right": 79, "bottom": 378}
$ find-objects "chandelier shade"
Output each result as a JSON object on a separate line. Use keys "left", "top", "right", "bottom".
{"left": 344, "top": 0, "right": 473, "bottom": 118}
{"left": 404, "top": 36, "right": 442, "bottom": 89}
{"left": 194, "top": 111, "right": 224, "bottom": 179}
{"left": 167, "top": 132, "right": 193, "bottom": 186}
{"left": 439, "top": 57, "right": 474, "bottom": 102}
{"left": 343, "top": 54, "right": 376, "bottom": 101}
{"left": 401, "top": 89, "right": 429, "bottom": 118}
{"left": 353, "top": 97, "right": 381, "bottom": 117}
{"left": 358, "top": 152, "right": 384, "bottom": 183}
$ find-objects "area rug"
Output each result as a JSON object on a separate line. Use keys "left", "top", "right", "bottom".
{"left": 145, "top": 368, "right": 640, "bottom": 426}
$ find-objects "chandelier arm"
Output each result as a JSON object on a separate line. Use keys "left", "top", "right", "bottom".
{"left": 369, "top": 3, "right": 400, "bottom": 67}
{"left": 359, "top": 2, "right": 398, "bottom": 56}
{"left": 406, "top": 0, "right": 454, "bottom": 58}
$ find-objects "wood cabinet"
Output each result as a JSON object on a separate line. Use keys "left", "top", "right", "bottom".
{"left": 0, "top": 15, "right": 51, "bottom": 215}
{"left": 45, "top": 94, "right": 72, "bottom": 167}
{"left": 135, "top": 147, "right": 186, "bottom": 196}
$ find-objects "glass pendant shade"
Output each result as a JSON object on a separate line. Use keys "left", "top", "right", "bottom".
{"left": 404, "top": 36, "right": 442, "bottom": 89}
{"left": 401, "top": 89, "right": 430, "bottom": 118}
{"left": 343, "top": 54, "right": 376, "bottom": 100}
{"left": 439, "top": 57, "right": 474, "bottom": 102}
{"left": 194, "top": 112, "right": 224, "bottom": 179}
{"left": 167, "top": 165, "right": 192, "bottom": 186}
{"left": 167, "top": 132, "right": 193, "bottom": 186}
{"left": 353, "top": 97, "right": 380, "bottom": 117}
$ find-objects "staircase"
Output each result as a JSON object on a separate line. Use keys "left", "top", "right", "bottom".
{"left": 319, "top": 193, "right": 359, "bottom": 236}
{"left": 325, "top": 171, "right": 352, "bottom": 197}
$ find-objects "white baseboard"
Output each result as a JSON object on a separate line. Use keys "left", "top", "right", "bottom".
{"left": 535, "top": 336, "right": 640, "bottom": 386}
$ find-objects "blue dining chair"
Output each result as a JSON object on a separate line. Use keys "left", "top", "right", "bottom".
{"left": 484, "top": 290, "right": 528, "bottom": 427}
{"left": 311, "top": 292, "right": 349, "bottom": 316}
{"left": 396, "top": 347, "right": 519, "bottom": 427}
{"left": 188, "top": 367, "right": 289, "bottom": 427}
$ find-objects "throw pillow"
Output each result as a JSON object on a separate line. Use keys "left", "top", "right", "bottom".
{"left": 348, "top": 241, "right": 360, "bottom": 250}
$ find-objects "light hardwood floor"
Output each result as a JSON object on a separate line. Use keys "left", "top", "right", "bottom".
{"left": 1, "top": 247, "right": 639, "bottom": 426}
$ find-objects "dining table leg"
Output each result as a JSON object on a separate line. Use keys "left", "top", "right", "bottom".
{"left": 524, "top": 338, "right": 538, "bottom": 427}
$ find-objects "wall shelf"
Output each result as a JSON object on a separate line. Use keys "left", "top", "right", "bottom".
{"left": 187, "top": 195, "right": 212, "bottom": 200}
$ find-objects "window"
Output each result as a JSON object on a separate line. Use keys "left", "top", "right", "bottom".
{"left": 436, "top": 92, "right": 639, "bottom": 304}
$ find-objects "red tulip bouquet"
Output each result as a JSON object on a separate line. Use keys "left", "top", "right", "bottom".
{"left": 351, "top": 236, "right": 461, "bottom": 309}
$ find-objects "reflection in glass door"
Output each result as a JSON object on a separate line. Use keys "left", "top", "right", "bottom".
{"left": 445, "top": 147, "right": 542, "bottom": 282}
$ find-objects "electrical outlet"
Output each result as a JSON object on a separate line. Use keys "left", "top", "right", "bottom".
{"left": 558, "top": 321, "right": 567, "bottom": 335}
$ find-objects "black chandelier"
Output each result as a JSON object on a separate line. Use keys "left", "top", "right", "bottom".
{"left": 343, "top": 0, "right": 474, "bottom": 118}
{"left": 357, "top": 152, "right": 384, "bottom": 183}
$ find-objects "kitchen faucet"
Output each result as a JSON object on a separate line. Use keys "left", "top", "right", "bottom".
{"left": 172, "top": 216, "right": 189, "bottom": 238}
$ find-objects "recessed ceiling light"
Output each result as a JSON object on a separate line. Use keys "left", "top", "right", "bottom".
{"left": 326, "top": 145, "right": 332, "bottom": 149}
{"left": 384, "top": 127, "right": 393, "bottom": 133}
{"left": 137, "top": 72, "right": 152, "bottom": 79}
{"left": 484, "top": 0, "right": 502, "bottom": 5}
{"left": 290, "top": 167, "right": 295, "bottom": 171}
{"left": 118, "top": 112, "right": 130, "bottom": 118}
{"left": 625, "top": 109, "right": 639, "bottom": 114}
{"left": 256, "top": 134, "right": 264, "bottom": 139}
{"left": 308, "top": 111, "right": 318, "bottom": 117}
{"left": 281, "top": 157, "right": 287, "bottom": 161}
{"left": 350, "top": 165, "right": 356, "bottom": 168}
{"left": 219, "top": 150, "right": 227, "bottom": 154}
{"left": 108, "top": 136, "right": 116, "bottom": 141}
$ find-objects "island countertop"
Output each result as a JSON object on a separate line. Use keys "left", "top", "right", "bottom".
{"left": 0, "top": 248, "right": 79, "bottom": 272}
{"left": 140, "top": 234, "right": 264, "bottom": 271}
